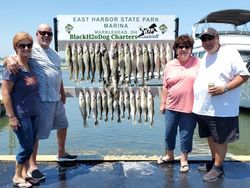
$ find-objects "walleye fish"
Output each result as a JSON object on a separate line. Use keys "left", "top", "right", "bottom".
{"left": 141, "top": 88, "right": 148, "bottom": 123}
{"left": 135, "top": 89, "right": 142, "bottom": 124}
{"left": 95, "top": 43, "right": 102, "bottom": 83}
{"left": 160, "top": 43, "right": 167, "bottom": 70}
{"left": 89, "top": 43, "right": 95, "bottom": 83}
{"left": 100, "top": 43, "right": 111, "bottom": 87}
{"left": 65, "top": 43, "right": 73, "bottom": 80}
{"left": 77, "top": 43, "right": 85, "bottom": 81}
{"left": 143, "top": 43, "right": 150, "bottom": 81}
{"left": 130, "top": 90, "right": 136, "bottom": 124}
{"left": 118, "top": 43, "right": 125, "bottom": 85}
{"left": 72, "top": 43, "right": 79, "bottom": 81}
{"left": 85, "top": 88, "right": 91, "bottom": 119}
{"left": 97, "top": 91, "right": 103, "bottom": 120}
{"left": 124, "top": 90, "right": 130, "bottom": 119}
{"left": 110, "top": 42, "right": 119, "bottom": 91}
{"left": 107, "top": 89, "right": 114, "bottom": 120}
{"left": 148, "top": 43, "right": 155, "bottom": 79}
{"left": 147, "top": 89, "right": 154, "bottom": 127}
{"left": 79, "top": 89, "right": 87, "bottom": 127}
{"left": 113, "top": 91, "right": 121, "bottom": 123}
{"left": 130, "top": 43, "right": 137, "bottom": 85}
{"left": 136, "top": 43, "right": 144, "bottom": 86}
{"left": 124, "top": 43, "right": 132, "bottom": 86}
{"left": 102, "top": 89, "right": 108, "bottom": 122}
{"left": 91, "top": 90, "right": 98, "bottom": 125}
{"left": 83, "top": 43, "right": 91, "bottom": 80}
{"left": 166, "top": 42, "right": 173, "bottom": 63}
{"left": 119, "top": 90, "right": 125, "bottom": 118}
{"left": 154, "top": 43, "right": 161, "bottom": 79}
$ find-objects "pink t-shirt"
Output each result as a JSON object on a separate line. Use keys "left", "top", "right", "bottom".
{"left": 162, "top": 56, "right": 200, "bottom": 113}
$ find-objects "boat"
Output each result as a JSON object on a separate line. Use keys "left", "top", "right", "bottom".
{"left": 191, "top": 9, "right": 250, "bottom": 108}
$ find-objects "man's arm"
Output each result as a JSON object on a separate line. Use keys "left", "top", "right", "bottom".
{"left": 3, "top": 56, "right": 19, "bottom": 74}
{"left": 209, "top": 75, "right": 249, "bottom": 96}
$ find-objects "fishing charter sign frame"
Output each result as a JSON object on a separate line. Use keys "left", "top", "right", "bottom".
{"left": 54, "top": 15, "right": 179, "bottom": 51}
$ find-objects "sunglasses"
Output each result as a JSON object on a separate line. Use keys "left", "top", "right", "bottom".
{"left": 18, "top": 43, "right": 33, "bottom": 49}
{"left": 200, "top": 35, "right": 215, "bottom": 42}
{"left": 178, "top": 45, "right": 191, "bottom": 49}
{"left": 37, "top": 30, "right": 53, "bottom": 37}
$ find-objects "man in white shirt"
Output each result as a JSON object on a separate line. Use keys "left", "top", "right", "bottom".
{"left": 192, "top": 27, "right": 249, "bottom": 181}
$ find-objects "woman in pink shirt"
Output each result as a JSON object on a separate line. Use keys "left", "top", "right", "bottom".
{"left": 157, "top": 34, "right": 200, "bottom": 173}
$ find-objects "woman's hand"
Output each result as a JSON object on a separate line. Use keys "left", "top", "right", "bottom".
{"left": 9, "top": 116, "right": 20, "bottom": 131}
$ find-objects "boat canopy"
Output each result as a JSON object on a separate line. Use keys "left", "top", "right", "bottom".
{"left": 194, "top": 9, "right": 250, "bottom": 26}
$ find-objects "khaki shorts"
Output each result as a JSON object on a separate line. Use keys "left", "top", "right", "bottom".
{"left": 36, "top": 101, "right": 68, "bottom": 139}
{"left": 196, "top": 114, "right": 239, "bottom": 144}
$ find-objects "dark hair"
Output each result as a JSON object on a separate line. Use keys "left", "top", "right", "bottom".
{"left": 173, "top": 34, "right": 194, "bottom": 52}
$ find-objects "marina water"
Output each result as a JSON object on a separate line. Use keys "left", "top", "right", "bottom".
{"left": 0, "top": 70, "right": 249, "bottom": 157}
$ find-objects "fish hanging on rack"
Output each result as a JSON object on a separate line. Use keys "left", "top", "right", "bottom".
{"left": 77, "top": 43, "right": 85, "bottom": 81}
{"left": 154, "top": 43, "right": 161, "bottom": 79}
{"left": 79, "top": 89, "right": 87, "bottom": 127}
{"left": 95, "top": 42, "right": 102, "bottom": 83}
{"left": 125, "top": 43, "right": 132, "bottom": 86}
{"left": 118, "top": 43, "right": 125, "bottom": 85}
{"left": 65, "top": 43, "right": 73, "bottom": 80}
{"left": 130, "top": 43, "right": 137, "bottom": 86}
{"left": 110, "top": 42, "right": 119, "bottom": 91}
{"left": 147, "top": 89, "right": 154, "bottom": 127}
{"left": 130, "top": 89, "right": 136, "bottom": 124}
{"left": 100, "top": 43, "right": 111, "bottom": 87}
{"left": 136, "top": 43, "right": 144, "bottom": 86}
{"left": 83, "top": 43, "right": 91, "bottom": 81}
{"left": 148, "top": 43, "right": 155, "bottom": 79}
{"left": 89, "top": 43, "right": 95, "bottom": 83}
{"left": 72, "top": 43, "right": 79, "bottom": 81}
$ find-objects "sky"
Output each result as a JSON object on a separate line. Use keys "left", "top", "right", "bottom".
{"left": 0, "top": 0, "right": 250, "bottom": 57}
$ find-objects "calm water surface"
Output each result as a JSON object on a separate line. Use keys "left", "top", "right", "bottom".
{"left": 0, "top": 71, "right": 249, "bottom": 157}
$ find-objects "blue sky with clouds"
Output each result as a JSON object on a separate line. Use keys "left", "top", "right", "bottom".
{"left": 0, "top": 0, "right": 249, "bottom": 57}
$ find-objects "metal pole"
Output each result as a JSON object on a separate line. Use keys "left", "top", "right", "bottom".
{"left": 53, "top": 18, "right": 58, "bottom": 52}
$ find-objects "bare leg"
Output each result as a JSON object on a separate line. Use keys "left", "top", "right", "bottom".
{"left": 28, "top": 140, "right": 39, "bottom": 172}
{"left": 214, "top": 142, "right": 227, "bottom": 167}
{"left": 13, "top": 161, "right": 25, "bottom": 182}
{"left": 180, "top": 152, "right": 188, "bottom": 165}
{"left": 22, "top": 160, "right": 29, "bottom": 178}
{"left": 207, "top": 136, "right": 215, "bottom": 159}
{"left": 57, "top": 128, "right": 67, "bottom": 157}
{"left": 164, "top": 150, "right": 174, "bottom": 160}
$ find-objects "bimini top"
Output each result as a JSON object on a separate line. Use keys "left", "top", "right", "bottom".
{"left": 195, "top": 9, "right": 250, "bottom": 26}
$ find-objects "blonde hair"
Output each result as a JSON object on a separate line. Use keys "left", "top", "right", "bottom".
{"left": 13, "top": 32, "right": 33, "bottom": 52}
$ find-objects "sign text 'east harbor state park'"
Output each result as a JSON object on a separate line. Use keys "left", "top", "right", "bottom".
{"left": 57, "top": 15, "right": 176, "bottom": 42}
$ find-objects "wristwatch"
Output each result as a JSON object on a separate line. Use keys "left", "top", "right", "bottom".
{"left": 224, "top": 86, "right": 229, "bottom": 93}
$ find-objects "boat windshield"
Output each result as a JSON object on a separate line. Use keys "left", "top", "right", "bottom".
{"left": 239, "top": 51, "right": 250, "bottom": 63}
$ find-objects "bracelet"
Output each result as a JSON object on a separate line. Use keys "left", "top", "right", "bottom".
{"left": 224, "top": 86, "right": 229, "bottom": 93}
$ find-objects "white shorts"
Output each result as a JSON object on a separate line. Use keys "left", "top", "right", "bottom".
{"left": 37, "top": 101, "right": 68, "bottom": 139}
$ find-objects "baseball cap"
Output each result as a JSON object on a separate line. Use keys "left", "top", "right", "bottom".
{"left": 199, "top": 27, "right": 219, "bottom": 38}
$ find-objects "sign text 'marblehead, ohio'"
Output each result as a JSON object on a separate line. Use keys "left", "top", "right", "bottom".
{"left": 57, "top": 15, "right": 176, "bottom": 41}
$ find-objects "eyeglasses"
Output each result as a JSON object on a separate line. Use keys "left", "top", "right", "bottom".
{"left": 178, "top": 45, "right": 191, "bottom": 49}
{"left": 18, "top": 43, "right": 33, "bottom": 49}
{"left": 37, "top": 31, "right": 53, "bottom": 37}
{"left": 200, "top": 35, "right": 215, "bottom": 42}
